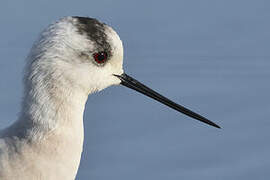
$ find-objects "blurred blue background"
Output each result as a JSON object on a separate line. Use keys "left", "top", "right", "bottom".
{"left": 0, "top": 0, "right": 269, "bottom": 179}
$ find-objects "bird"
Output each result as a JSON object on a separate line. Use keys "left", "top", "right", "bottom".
{"left": 0, "top": 16, "right": 220, "bottom": 179}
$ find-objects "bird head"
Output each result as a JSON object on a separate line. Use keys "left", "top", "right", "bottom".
{"left": 26, "top": 16, "right": 124, "bottom": 94}
{"left": 25, "top": 16, "right": 220, "bottom": 128}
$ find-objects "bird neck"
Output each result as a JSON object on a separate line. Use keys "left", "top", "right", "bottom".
{"left": 1, "top": 70, "right": 89, "bottom": 179}
{"left": 0, "top": 55, "right": 91, "bottom": 179}
{"left": 12, "top": 64, "right": 89, "bottom": 142}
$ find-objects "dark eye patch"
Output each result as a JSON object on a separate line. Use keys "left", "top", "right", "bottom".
{"left": 73, "top": 16, "right": 112, "bottom": 59}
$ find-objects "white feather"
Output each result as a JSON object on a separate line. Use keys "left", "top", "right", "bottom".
{"left": 0, "top": 16, "right": 124, "bottom": 180}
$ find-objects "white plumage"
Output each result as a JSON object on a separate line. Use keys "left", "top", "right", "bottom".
{"left": 0, "top": 16, "right": 124, "bottom": 179}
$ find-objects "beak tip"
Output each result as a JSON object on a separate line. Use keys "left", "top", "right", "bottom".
{"left": 210, "top": 122, "right": 221, "bottom": 129}
{"left": 214, "top": 125, "right": 221, "bottom": 129}
{"left": 203, "top": 119, "right": 221, "bottom": 129}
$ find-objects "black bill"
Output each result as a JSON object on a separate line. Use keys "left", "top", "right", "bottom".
{"left": 114, "top": 73, "right": 220, "bottom": 129}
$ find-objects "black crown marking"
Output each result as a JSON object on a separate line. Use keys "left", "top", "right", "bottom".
{"left": 73, "top": 16, "right": 112, "bottom": 59}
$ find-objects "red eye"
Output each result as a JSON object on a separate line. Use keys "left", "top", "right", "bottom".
{"left": 93, "top": 52, "right": 108, "bottom": 64}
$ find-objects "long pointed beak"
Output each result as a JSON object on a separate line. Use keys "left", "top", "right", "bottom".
{"left": 114, "top": 73, "right": 220, "bottom": 129}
